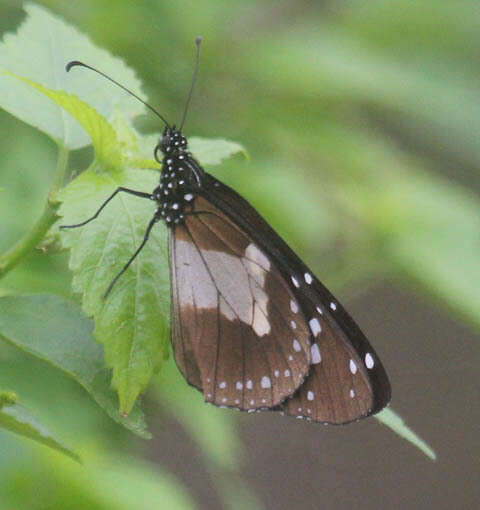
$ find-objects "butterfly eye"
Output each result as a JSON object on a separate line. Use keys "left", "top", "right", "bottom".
{"left": 161, "top": 135, "right": 171, "bottom": 150}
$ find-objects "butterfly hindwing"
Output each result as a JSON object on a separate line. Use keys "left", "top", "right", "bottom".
{"left": 169, "top": 196, "right": 312, "bottom": 410}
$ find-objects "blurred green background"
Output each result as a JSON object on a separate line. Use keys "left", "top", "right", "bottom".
{"left": 1, "top": 1, "right": 479, "bottom": 509}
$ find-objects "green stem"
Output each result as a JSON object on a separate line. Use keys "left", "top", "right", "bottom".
{"left": 0, "top": 146, "right": 69, "bottom": 278}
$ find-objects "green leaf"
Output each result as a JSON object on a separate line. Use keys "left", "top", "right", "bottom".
{"left": 59, "top": 168, "right": 170, "bottom": 415}
{"left": 2, "top": 3, "right": 247, "bottom": 415}
{"left": 375, "top": 408, "right": 437, "bottom": 461}
{"left": 189, "top": 137, "right": 247, "bottom": 165}
{"left": 0, "top": 395, "right": 80, "bottom": 463}
{"left": 0, "top": 294, "right": 151, "bottom": 438}
{"left": 7, "top": 72, "right": 122, "bottom": 170}
{"left": 53, "top": 107, "right": 245, "bottom": 415}
{"left": 0, "top": 3, "right": 145, "bottom": 149}
{"left": 135, "top": 134, "right": 246, "bottom": 168}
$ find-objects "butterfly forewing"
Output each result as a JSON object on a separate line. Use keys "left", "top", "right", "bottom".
{"left": 169, "top": 196, "right": 312, "bottom": 410}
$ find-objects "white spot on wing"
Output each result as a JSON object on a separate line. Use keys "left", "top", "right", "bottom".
{"left": 261, "top": 376, "right": 271, "bottom": 389}
{"left": 304, "top": 273, "right": 313, "bottom": 284}
{"left": 349, "top": 359, "right": 358, "bottom": 374}
{"left": 291, "top": 276, "right": 300, "bottom": 288}
{"left": 236, "top": 381, "right": 243, "bottom": 390}
{"left": 290, "top": 300, "right": 299, "bottom": 313}
{"left": 184, "top": 193, "right": 194, "bottom": 201}
{"left": 274, "top": 370, "right": 280, "bottom": 377}
{"left": 293, "top": 339, "right": 301, "bottom": 352}
{"left": 349, "top": 389, "right": 355, "bottom": 398}
{"left": 365, "top": 352, "right": 375, "bottom": 369}
{"left": 246, "top": 380, "right": 253, "bottom": 389}
{"left": 309, "top": 318, "right": 322, "bottom": 337}
{"left": 221, "top": 397, "right": 227, "bottom": 403}
{"left": 330, "top": 302, "right": 337, "bottom": 311}
{"left": 311, "top": 343, "right": 322, "bottom": 364}
{"left": 316, "top": 306, "right": 323, "bottom": 315}
{"left": 307, "top": 391, "right": 315, "bottom": 401}
{"left": 284, "top": 369, "right": 291, "bottom": 377}
{"left": 219, "top": 381, "right": 227, "bottom": 389}
{"left": 290, "top": 320, "right": 297, "bottom": 329}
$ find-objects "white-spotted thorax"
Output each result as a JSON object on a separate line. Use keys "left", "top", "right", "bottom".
{"left": 151, "top": 126, "right": 205, "bottom": 226}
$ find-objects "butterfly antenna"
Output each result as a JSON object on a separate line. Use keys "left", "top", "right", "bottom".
{"left": 65, "top": 60, "right": 171, "bottom": 128}
{"left": 179, "top": 36, "right": 202, "bottom": 131}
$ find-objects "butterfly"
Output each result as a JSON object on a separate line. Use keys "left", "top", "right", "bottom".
{"left": 61, "top": 37, "right": 391, "bottom": 424}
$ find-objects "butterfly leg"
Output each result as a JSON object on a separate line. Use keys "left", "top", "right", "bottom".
{"left": 60, "top": 187, "right": 153, "bottom": 229}
{"left": 104, "top": 215, "right": 159, "bottom": 298}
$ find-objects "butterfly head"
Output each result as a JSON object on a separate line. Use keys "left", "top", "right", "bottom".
{"left": 156, "top": 126, "right": 188, "bottom": 159}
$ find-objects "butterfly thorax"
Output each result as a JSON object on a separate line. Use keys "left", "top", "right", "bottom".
{"left": 152, "top": 127, "right": 204, "bottom": 226}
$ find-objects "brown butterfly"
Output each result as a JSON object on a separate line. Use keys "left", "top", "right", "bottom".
{"left": 61, "top": 38, "right": 390, "bottom": 424}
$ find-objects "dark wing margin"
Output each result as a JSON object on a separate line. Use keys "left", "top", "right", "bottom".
{"left": 197, "top": 173, "right": 391, "bottom": 423}
{"left": 169, "top": 196, "right": 312, "bottom": 411}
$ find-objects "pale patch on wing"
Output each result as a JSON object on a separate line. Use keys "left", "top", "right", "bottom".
{"left": 200, "top": 245, "right": 254, "bottom": 325}
{"left": 175, "top": 240, "right": 273, "bottom": 336}
{"left": 219, "top": 295, "right": 236, "bottom": 321}
{"left": 244, "top": 242, "right": 271, "bottom": 283}
{"left": 175, "top": 239, "right": 217, "bottom": 309}
{"left": 253, "top": 301, "right": 271, "bottom": 336}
